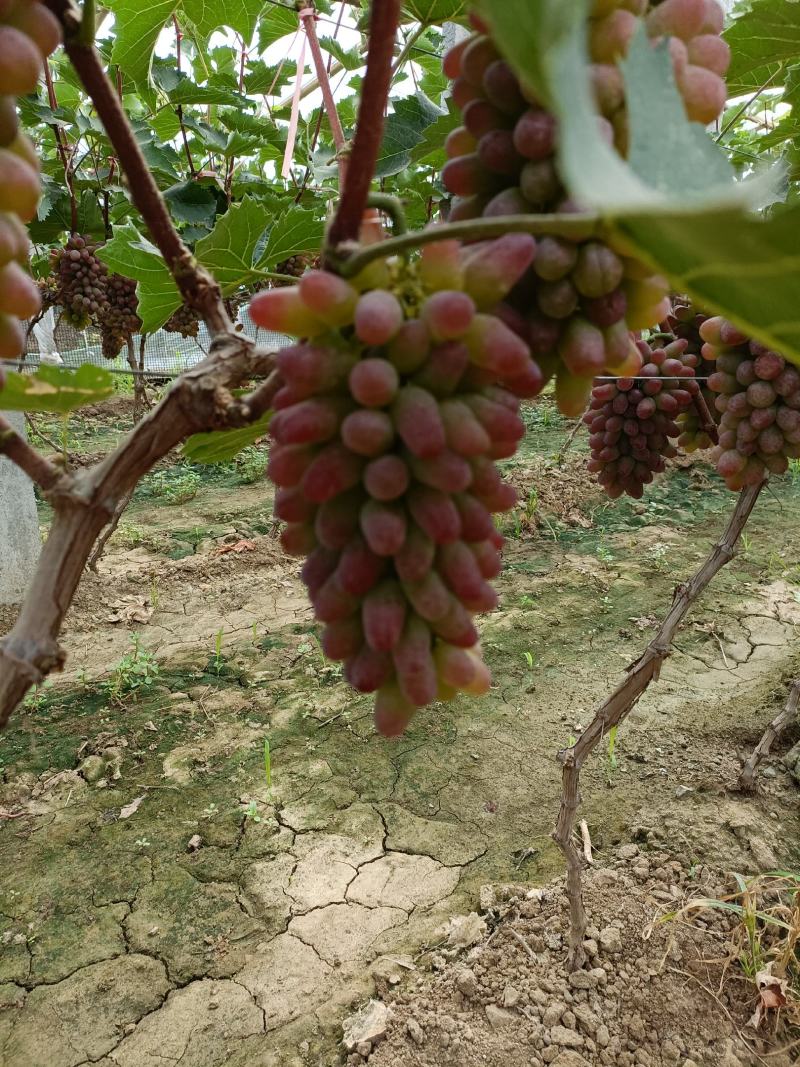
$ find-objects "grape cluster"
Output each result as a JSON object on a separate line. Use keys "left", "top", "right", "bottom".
{"left": 588, "top": 0, "right": 730, "bottom": 146}
{"left": 99, "top": 273, "right": 141, "bottom": 359}
{"left": 440, "top": 1, "right": 727, "bottom": 415}
{"left": 165, "top": 303, "right": 201, "bottom": 339}
{"left": 665, "top": 297, "right": 719, "bottom": 452}
{"left": 249, "top": 236, "right": 544, "bottom": 736}
{"left": 585, "top": 338, "right": 699, "bottom": 498}
{"left": 53, "top": 234, "right": 110, "bottom": 330}
{"left": 275, "top": 254, "right": 320, "bottom": 287}
{"left": 702, "top": 318, "right": 800, "bottom": 490}
{"left": 0, "top": 2, "right": 61, "bottom": 361}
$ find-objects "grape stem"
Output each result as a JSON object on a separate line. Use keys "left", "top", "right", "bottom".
{"left": 330, "top": 213, "right": 603, "bottom": 276}
{"left": 366, "top": 193, "right": 408, "bottom": 238}
{"left": 326, "top": 0, "right": 402, "bottom": 251}
{"left": 552, "top": 478, "right": 766, "bottom": 970}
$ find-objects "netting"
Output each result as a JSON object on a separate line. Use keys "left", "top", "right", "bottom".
{"left": 17, "top": 305, "right": 289, "bottom": 378}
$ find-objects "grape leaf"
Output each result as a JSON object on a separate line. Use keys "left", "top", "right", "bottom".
{"left": 0, "top": 366, "right": 114, "bottom": 414}
{"left": 376, "top": 92, "right": 446, "bottom": 178}
{"left": 194, "top": 198, "right": 271, "bottom": 293}
{"left": 107, "top": 0, "right": 180, "bottom": 87}
{"left": 612, "top": 203, "right": 800, "bottom": 365}
{"left": 163, "top": 181, "right": 219, "bottom": 227}
{"left": 182, "top": 0, "right": 265, "bottom": 42}
{"left": 257, "top": 208, "right": 326, "bottom": 271}
{"left": 401, "top": 0, "right": 468, "bottom": 24}
{"left": 183, "top": 412, "right": 271, "bottom": 463}
{"left": 725, "top": 0, "right": 800, "bottom": 97}
{"left": 257, "top": 4, "right": 298, "bottom": 51}
{"left": 96, "top": 223, "right": 181, "bottom": 332}
{"left": 621, "top": 29, "right": 735, "bottom": 198}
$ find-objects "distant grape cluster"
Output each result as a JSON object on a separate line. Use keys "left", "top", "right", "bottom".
{"left": 165, "top": 304, "right": 201, "bottom": 339}
{"left": 249, "top": 236, "right": 544, "bottom": 735}
{"left": 99, "top": 273, "right": 141, "bottom": 359}
{"left": 666, "top": 297, "right": 719, "bottom": 452}
{"left": 275, "top": 254, "right": 320, "bottom": 286}
{"left": 585, "top": 338, "right": 699, "bottom": 498}
{"left": 0, "top": 1, "right": 61, "bottom": 363}
{"left": 53, "top": 234, "right": 110, "bottom": 330}
{"left": 703, "top": 318, "right": 800, "bottom": 490}
{"left": 440, "top": 1, "right": 727, "bottom": 416}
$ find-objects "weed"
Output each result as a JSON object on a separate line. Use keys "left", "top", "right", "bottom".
{"left": 105, "top": 635, "right": 160, "bottom": 701}
{"left": 607, "top": 725, "right": 619, "bottom": 776}
{"left": 23, "top": 679, "right": 54, "bottom": 712}
{"left": 212, "top": 628, "right": 225, "bottom": 675}
{"left": 740, "top": 532, "right": 753, "bottom": 559}
{"left": 523, "top": 651, "right": 535, "bottom": 669}
{"left": 264, "top": 738, "right": 272, "bottom": 792}
{"left": 647, "top": 542, "right": 669, "bottom": 572}
{"left": 149, "top": 575, "right": 160, "bottom": 611}
{"left": 243, "top": 799, "right": 262, "bottom": 823}
{"left": 596, "top": 542, "right": 615, "bottom": 564}
{"left": 235, "top": 447, "right": 268, "bottom": 485}
{"left": 147, "top": 467, "right": 201, "bottom": 505}
{"left": 116, "top": 523, "right": 144, "bottom": 548}
{"left": 790, "top": 458, "right": 800, "bottom": 485}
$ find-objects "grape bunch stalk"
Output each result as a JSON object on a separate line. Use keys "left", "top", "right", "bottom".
{"left": 274, "top": 254, "right": 320, "bottom": 287}
{"left": 585, "top": 337, "right": 699, "bottom": 498}
{"left": 0, "top": 1, "right": 62, "bottom": 367}
{"left": 702, "top": 318, "right": 800, "bottom": 489}
{"left": 52, "top": 234, "right": 110, "bottom": 331}
{"left": 250, "top": 235, "right": 545, "bottom": 736}
{"left": 99, "top": 273, "right": 142, "bottom": 359}
{"left": 440, "top": 0, "right": 727, "bottom": 417}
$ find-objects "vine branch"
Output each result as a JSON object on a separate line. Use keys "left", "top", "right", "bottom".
{"left": 330, "top": 213, "right": 603, "bottom": 274}
{"left": 552, "top": 478, "right": 766, "bottom": 969}
{"left": 0, "top": 416, "right": 63, "bottom": 492}
{"left": 738, "top": 678, "right": 800, "bottom": 792}
{"left": 326, "top": 0, "right": 402, "bottom": 251}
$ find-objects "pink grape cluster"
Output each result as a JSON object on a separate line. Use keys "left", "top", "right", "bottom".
{"left": 702, "top": 318, "right": 800, "bottom": 490}
{"left": 0, "top": 2, "right": 62, "bottom": 363}
{"left": 249, "top": 236, "right": 544, "bottom": 736}
{"left": 439, "top": 1, "right": 727, "bottom": 417}
{"left": 585, "top": 338, "right": 699, "bottom": 498}
{"left": 665, "top": 297, "right": 719, "bottom": 452}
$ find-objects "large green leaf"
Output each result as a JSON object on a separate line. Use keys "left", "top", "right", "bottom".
{"left": 257, "top": 208, "right": 326, "bottom": 271}
{"left": 724, "top": 0, "right": 800, "bottom": 97}
{"left": 96, "top": 223, "right": 181, "bottom": 332}
{"left": 194, "top": 198, "right": 271, "bottom": 293}
{"left": 376, "top": 93, "right": 446, "bottom": 178}
{"left": 401, "top": 0, "right": 468, "bottom": 24}
{"left": 182, "top": 0, "right": 265, "bottom": 42}
{"left": 163, "top": 181, "right": 219, "bottom": 227}
{"left": 107, "top": 0, "right": 180, "bottom": 87}
{"left": 612, "top": 203, "right": 800, "bottom": 365}
{"left": 257, "top": 4, "right": 298, "bottom": 51}
{"left": 183, "top": 412, "right": 271, "bottom": 463}
{"left": 0, "top": 366, "right": 114, "bottom": 414}
{"left": 621, "top": 30, "right": 734, "bottom": 198}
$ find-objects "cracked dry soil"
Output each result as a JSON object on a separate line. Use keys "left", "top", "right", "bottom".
{"left": 1, "top": 415, "right": 800, "bottom": 1067}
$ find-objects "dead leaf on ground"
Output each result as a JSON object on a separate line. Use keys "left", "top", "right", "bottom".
{"left": 119, "top": 795, "right": 146, "bottom": 820}
{"left": 748, "top": 964, "right": 788, "bottom": 1029}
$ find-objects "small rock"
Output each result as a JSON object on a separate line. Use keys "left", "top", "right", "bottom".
{"left": 123, "top": 1023, "right": 136, "bottom": 1036}
{"left": 503, "top": 984, "right": 521, "bottom": 1008}
{"left": 675, "top": 785, "right": 693, "bottom": 799}
{"left": 79, "top": 755, "right": 106, "bottom": 784}
{"left": 550, "top": 1025, "right": 583, "bottom": 1048}
{"left": 186, "top": 834, "right": 202, "bottom": 853}
{"left": 749, "top": 835, "right": 778, "bottom": 870}
{"left": 551, "top": 1053, "right": 591, "bottom": 1067}
{"left": 455, "top": 969, "right": 478, "bottom": 999}
{"left": 568, "top": 970, "right": 597, "bottom": 990}
{"left": 543, "top": 1001, "right": 567, "bottom": 1027}
{"left": 356, "top": 1041, "right": 372, "bottom": 1058}
{"left": 617, "top": 844, "right": 639, "bottom": 861}
{"left": 445, "top": 912, "right": 487, "bottom": 949}
{"left": 342, "top": 1000, "right": 390, "bottom": 1053}
{"left": 406, "top": 1018, "right": 424, "bottom": 1046}
{"left": 596, "top": 1023, "right": 610, "bottom": 1048}
{"left": 599, "top": 925, "right": 622, "bottom": 954}
{"left": 762, "top": 766, "right": 777, "bottom": 779}
{"left": 485, "top": 1004, "right": 515, "bottom": 1030}
{"left": 582, "top": 939, "right": 598, "bottom": 958}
